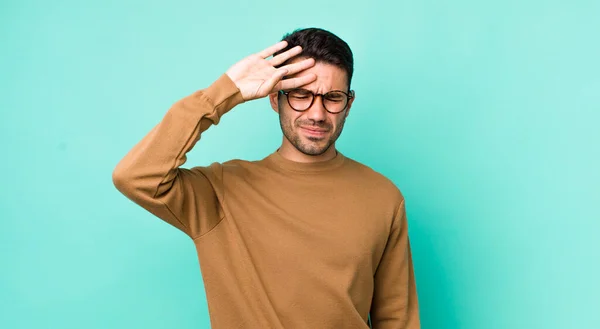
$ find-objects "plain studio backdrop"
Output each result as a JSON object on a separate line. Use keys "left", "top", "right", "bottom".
{"left": 1, "top": 0, "right": 598, "bottom": 328}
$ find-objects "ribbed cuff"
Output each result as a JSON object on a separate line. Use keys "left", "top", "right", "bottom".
{"left": 202, "top": 73, "right": 245, "bottom": 118}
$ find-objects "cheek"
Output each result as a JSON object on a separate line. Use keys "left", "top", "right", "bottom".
{"left": 331, "top": 115, "right": 345, "bottom": 128}
{"left": 280, "top": 108, "right": 301, "bottom": 126}
{"left": 291, "top": 113, "right": 306, "bottom": 126}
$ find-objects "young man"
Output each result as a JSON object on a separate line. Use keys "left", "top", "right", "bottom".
{"left": 113, "top": 28, "right": 420, "bottom": 328}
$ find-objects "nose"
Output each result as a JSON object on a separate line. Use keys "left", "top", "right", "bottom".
{"left": 305, "top": 95, "right": 327, "bottom": 122}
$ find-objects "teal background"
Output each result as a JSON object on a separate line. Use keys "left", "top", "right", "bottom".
{"left": 1, "top": 0, "right": 599, "bottom": 328}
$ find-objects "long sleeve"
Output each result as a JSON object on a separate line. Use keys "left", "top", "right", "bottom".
{"left": 112, "top": 74, "right": 244, "bottom": 239}
{"left": 370, "top": 200, "right": 420, "bottom": 328}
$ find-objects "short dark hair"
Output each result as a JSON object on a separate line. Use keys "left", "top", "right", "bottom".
{"left": 274, "top": 27, "right": 354, "bottom": 89}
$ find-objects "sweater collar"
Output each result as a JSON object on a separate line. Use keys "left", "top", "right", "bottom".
{"left": 264, "top": 149, "right": 346, "bottom": 174}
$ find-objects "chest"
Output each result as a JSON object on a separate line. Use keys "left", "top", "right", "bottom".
{"left": 221, "top": 176, "right": 393, "bottom": 275}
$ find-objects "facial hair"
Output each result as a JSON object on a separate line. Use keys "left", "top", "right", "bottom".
{"left": 278, "top": 106, "right": 347, "bottom": 156}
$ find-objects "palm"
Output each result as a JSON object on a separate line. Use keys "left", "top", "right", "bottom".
{"left": 225, "top": 41, "right": 316, "bottom": 101}
{"left": 227, "top": 55, "right": 280, "bottom": 99}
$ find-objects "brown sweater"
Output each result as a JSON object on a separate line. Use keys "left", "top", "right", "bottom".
{"left": 112, "top": 74, "right": 420, "bottom": 329}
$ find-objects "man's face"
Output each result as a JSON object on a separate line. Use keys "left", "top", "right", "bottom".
{"left": 269, "top": 59, "right": 355, "bottom": 156}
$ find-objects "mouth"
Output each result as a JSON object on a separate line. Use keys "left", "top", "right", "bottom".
{"left": 300, "top": 126, "right": 329, "bottom": 138}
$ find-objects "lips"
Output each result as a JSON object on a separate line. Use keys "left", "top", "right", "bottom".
{"left": 300, "top": 126, "right": 329, "bottom": 139}
{"left": 300, "top": 126, "right": 329, "bottom": 133}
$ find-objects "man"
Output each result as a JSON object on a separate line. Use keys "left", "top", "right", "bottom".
{"left": 112, "top": 27, "right": 420, "bottom": 328}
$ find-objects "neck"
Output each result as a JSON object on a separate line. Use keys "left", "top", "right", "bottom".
{"left": 277, "top": 139, "right": 337, "bottom": 163}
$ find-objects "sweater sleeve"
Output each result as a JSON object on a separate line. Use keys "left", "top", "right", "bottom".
{"left": 112, "top": 74, "right": 244, "bottom": 239}
{"left": 370, "top": 200, "right": 421, "bottom": 328}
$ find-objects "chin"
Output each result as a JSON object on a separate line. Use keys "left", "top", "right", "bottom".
{"left": 298, "top": 142, "right": 332, "bottom": 156}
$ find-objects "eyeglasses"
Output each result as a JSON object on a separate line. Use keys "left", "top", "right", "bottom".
{"left": 279, "top": 88, "right": 354, "bottom": 114}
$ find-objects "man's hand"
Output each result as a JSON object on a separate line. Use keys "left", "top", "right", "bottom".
{"left": 226, "top": 41, "right": 317, "bottom": 101}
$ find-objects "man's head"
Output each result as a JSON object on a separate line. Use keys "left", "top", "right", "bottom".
{"left": 269, "top": 28, "right": 355, "bottom": 158}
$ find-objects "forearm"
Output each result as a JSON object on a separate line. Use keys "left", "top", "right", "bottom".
{"left": 371, "top": 248, "right": 420, "bottom": 329}
{"left": 371, "top": 202, "right": 421, "bottom": 328}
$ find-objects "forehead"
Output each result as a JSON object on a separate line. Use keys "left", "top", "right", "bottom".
{"left": 287, "top": 57, "right": 349, "bottom": 91}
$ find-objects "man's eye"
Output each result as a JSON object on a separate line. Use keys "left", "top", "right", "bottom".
{"left": 325, "top": 94, "right": 344, "bottom": 102}
{"left": 289, "top": 91, "right": 311, "bottom": 98}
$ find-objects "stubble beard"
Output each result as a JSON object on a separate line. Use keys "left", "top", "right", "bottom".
{"left": 278, "top": 110, "right": 346, "bottom": 156}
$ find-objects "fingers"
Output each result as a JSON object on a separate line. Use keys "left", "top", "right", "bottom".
{"left": 273, "top": 58, "right": 317, "bottom": 91}
{"left": 278, "top": 73, "right": 317, "bottom": 91}
{"left": 280, "top": 57, "right": 315, "bottom": 76}
{"left": 257, "top": 41, "right": 288, "bottom": 59}
{"left": 261, "top": 68, "right": 289, "bottom": 95}
{"left": 268, "top": 45, "right": 302, "bottom": 66}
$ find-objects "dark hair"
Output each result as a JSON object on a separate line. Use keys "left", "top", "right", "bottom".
{"left": 274, "top": 27, "right": 354, "bottom": 89}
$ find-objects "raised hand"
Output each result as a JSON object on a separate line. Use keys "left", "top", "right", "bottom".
{"left": 225, "top": 41, "right": 317, "bottom": 101}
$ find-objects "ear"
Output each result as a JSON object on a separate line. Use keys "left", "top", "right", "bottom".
{"left": 269, "top": 92, "right": 280, "bottom": 113}
{"left": 344, "top": 90, "right": 356, "bottom": 118}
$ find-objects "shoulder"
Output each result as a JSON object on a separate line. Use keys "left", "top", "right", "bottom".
{"left": 222, "top": 158, "right": 264, "bottom": 173}
{"left": 342, "top": 155, "right": 405, "bottom": 204}
{"left": 190, "top": 158, "right": 266, "bottom": 178}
